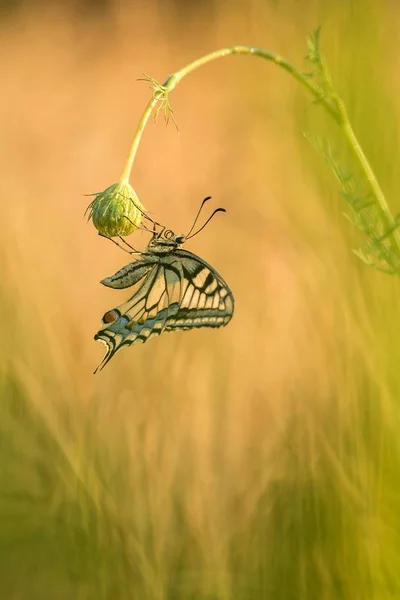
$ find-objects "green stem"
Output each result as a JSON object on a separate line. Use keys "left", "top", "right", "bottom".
{"left": 172, "top": 46, "right": 339, "bottom": 120}
{"left": 121, "top": 44, "right": 400, "bottom": 255}
{"left": 120, "top": 45, "right": 340, "bottom": 184}
{"left": 120, "top": 96, "right": 158, "bottom": 183}
{"left": 321, "top": 59, "right": 400, "bottom": 252}
{"left": 343, "top": 117, "right": 398, "bottom": 230}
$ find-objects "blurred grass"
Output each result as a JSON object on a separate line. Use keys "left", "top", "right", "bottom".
{"left": 1, "top": 0, "right": 400, "bottom": 598}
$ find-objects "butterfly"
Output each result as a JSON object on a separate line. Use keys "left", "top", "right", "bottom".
{"left": 94, "top": 197, "right": 234, "bottom": 372}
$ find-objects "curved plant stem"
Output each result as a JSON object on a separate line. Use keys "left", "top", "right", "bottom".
{"left": 320, "top": 58, "right": 400, "bottom": 252}
{"left": 120, "top": 44, "right": 400, "bottom": 257}
{"left": 120, "top": 45, "right": 340, "bottom": 186}
{"left": 172, "top": 46, "right": 339, "bottom": 120}
{"left": 341, "top": 115, "right": 400, "bottom": 249}
{"left": 120, "top": 97, "right": 158, "bottom": 183}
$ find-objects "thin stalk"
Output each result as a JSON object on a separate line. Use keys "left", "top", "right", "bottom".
{"left": 120, "top": 44, "right": 400, "bottom": 256}
{"left": 120, "top": 96, "right": 158, "bottom": 184}
{"left": 342, "top": 117, "right": 400, "bottom": 245}
{"left": 120, "top": 45, "right": 340, "bottom": 184}
{"left": 172, "top": 46, "right": 339, "bottom": 121}
{"left": 321, "top": 59, "right": 400, "bottom": 252}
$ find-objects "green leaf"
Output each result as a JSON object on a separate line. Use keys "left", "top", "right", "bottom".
{"left": 306, "top": 27, "right": 322, "bottom": 65}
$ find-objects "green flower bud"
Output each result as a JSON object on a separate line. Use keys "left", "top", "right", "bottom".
{"left": 85, "top": 182, "right": 145, "bottom": 237}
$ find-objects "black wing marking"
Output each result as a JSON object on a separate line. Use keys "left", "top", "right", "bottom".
{"left": 94, "top": 249, "right": 234, "bottom": 372}
{"left": 94, "top": 264, "right": 177, "bottom": 372}
{"left": 165, "top": 249, "right": 234, "bottom": 331}
{"left": 101, "top": 258, "right": 155, "bottom": 289}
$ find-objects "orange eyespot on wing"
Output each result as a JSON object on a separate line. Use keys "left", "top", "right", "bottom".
{"left": 102, "top": 309, "right": 120, "bottom": 324}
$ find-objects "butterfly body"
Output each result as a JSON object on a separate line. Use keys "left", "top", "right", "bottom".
{"left": 95, "top": 233, "right": 234, "bottom": 371}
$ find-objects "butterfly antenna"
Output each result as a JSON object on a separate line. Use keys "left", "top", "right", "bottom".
{"left": 186, "top": 207, "right": 226, "bottom": 240}
{"left": 185, "top": 196, "right": 212, "bottom": 238}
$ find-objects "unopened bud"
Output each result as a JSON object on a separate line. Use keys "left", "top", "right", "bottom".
{"left": 85, "top": 182, "right": 145, "bottom": 237}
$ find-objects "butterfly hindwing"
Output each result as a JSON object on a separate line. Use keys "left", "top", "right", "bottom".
{"left": 95, "top": 248, "right": 234, "bottom": 371}
{"left": 94, "top": 264, "right": 174, "bottom": 371}
{"left": 165, "top": 249, "right": 234, "bottom": 330}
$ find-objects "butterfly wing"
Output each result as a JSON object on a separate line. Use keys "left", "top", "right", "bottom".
{"left": 94, "top": 250, "right": 234, "bottom": 372}
{"left": 94, "top": 261, "right": 180, "bottom": 372}
{"left": 165, "top": 248, "right": 234, "bottom": 331}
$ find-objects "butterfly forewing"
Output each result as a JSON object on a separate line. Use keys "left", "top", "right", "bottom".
{"left": 95, "top": 245, "right": 234, "bottom": 371}
{"left": 101, "top": 260, "right": 155, "bottom": 289}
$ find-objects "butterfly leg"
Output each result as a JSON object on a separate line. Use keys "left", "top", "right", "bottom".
{"left": 122, "top": 213, "right": 164, "bottom": 238}
{"left": 142, "top": 212, "right": 163, "bottom": 228}
{"left": 118, "top": 237, "right": 142, "bottom": 255}
{"left": 124, "top": 200, "right": 163, "bottom": 230}
{"left": 98, "top": 232, "right": 133, "bottom": 254}
{"left": 148, "top": 219, "right": 167, "bottom": 240}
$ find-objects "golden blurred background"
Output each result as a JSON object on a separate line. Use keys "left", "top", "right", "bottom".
{"left": 2, "top": 0, "right": 400, "bottom": 598}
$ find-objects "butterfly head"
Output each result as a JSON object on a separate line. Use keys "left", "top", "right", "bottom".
{"left": 147, "top": 230, "right": 186, "bottom": 254}
{"left": 147, "top": 197, "right": 226, "bottom": 255}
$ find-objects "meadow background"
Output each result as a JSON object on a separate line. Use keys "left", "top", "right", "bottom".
{"left": 2, "top": 0, "right": 400, "bottom": 598}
